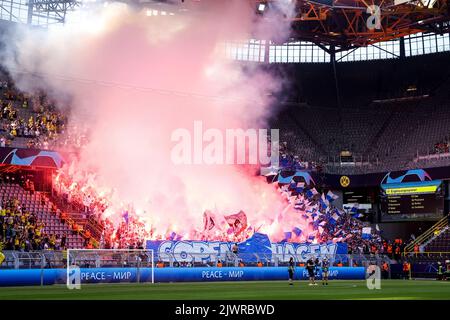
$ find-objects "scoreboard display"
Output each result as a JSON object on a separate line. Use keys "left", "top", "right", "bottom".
{"left": 380, "top": 180, "right": 444, "bottom": 221}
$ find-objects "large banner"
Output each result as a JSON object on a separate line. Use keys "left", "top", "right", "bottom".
{"left": 0, "top": 147, "right": 64, "bottom": 169}
{"left": 0, "top": 267, "right": 365, "bottom": 286}
{"left": 146, "top": 233, "right": 348, "bottom": 264}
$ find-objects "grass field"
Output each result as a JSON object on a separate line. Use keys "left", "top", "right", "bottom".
{"left": 0, "top": 280, "right": 449, "bottom": 300}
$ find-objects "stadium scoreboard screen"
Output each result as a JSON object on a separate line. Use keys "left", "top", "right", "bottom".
{"left": 380, "top": 180, "right": 444, "bottom": 221}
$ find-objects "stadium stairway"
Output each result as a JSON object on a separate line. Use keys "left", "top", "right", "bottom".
{"left": 404, "top": 214, "right": 450, "bottom": 255}
{"left": 44, "top": 191, "right": 104, "bottom": 244}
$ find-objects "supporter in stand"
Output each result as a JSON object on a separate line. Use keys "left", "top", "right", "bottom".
{"left": 0, "top": 197, "right": 51, "bottom": 252}
{"left": 0, "top": 82, "right": 89, "bottom": 151}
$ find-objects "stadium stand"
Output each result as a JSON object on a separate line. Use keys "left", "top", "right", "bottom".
{"left": 273, "top": 97, "right": 450, "bottom": 174}
{"left": 0, "top": 35, "right": 448, "bottom": 279}
{"left": 0, "top": 73, "right": 86, "bottom": 152}
{"left": 424, "top": 227, "right": 450, "bottom": 253}
{"left": 0, "top": 180, "right": 86, "bottom": 250}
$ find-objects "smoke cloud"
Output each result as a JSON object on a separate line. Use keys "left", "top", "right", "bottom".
{"left": 0, "top": 1, "right": 309, "bottom": 241}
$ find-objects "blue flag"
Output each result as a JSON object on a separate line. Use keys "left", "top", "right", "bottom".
{"left": 292, "top": 227, "right": 302, "bottom": 236}
{"left": 122, "top": 211, "right": 129, "bottom": 225}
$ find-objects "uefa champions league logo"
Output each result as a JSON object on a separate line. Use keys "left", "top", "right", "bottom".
{"left": 366, "top": 265, "right": 381, "bottom": 290}
{"left": 67, "top": 265, "right": 81, "bottom": 290}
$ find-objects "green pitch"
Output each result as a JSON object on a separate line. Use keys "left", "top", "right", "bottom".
{"left": 0, "top": 280, "right": 450, "bottom": 300}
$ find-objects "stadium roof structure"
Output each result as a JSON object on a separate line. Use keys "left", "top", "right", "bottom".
{"left": 2, "top": 0, "right": 449, "bottom": 49}
{"left": 149, "top": 0, "right": 450, "bottom": 49}
{"left": 254, "top": 0, "right": 450, "bottom": 49}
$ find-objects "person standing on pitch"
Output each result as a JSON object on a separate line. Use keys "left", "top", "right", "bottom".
{"left": 288, "top": 257, "right": 295, "bottom": 286}
{"left": 314, "top": 257, "right": 320, "bottom": 278}
{"left": 321, "top": 257, "right": 330, "bottom": 285}
{"left": 306, "top": 257, "right": 317, "bottom": 286}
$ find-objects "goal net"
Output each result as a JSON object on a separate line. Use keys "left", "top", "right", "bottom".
{"left": 67, "top": 249, "right": 154, "bottom": 288}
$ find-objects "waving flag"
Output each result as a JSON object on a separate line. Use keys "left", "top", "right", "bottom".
{"left": 122, "top": 211, "right": 129, "bottom": 225}
{"left": 203, "top": 210, "right": 216, "bottom": 231}
{"left": 319, "top": 194, "right": 329, "bottom": 210}
{"left": 169, "top": 232, "right": 177, "bottom": 240}
{"left": 326, "top": 190, "right": 339, "bottom": 202}
{"left": 329, "top": 209, "right": 342, "bottom": 224}
{"left": 344, "top": 203, "right": 359, "bottom": 214}
{"left": 306, "top": 188, "right": 319, "bottom": 199}
{"left": 292, "top": 227, "right": 302, "bottom": 236}
{"left": 284, "top": 232, "right": 292, "bottom": 241}
{"left": 224, "top": 211, "right": 248, "bottom": 235}
{"left": 296, "top": 182, "right": 305, "bottom": 193}
{"left": 261, "top": 166, "right": 279, "bottom": 176}
{"left": 308, "top": 231, "right": 317, "bottom": 241}
{"left": 362, "top": 227, "right": 372, "bottom": 239}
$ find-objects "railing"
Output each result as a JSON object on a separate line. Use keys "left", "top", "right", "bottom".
{"left": 404, "top": 214, "right": 449, "bottom": 253}
{"left": 414, "top": 151, "right": 450, "bottom": 162}
{"left": 0, "top": 250, "right": 390, "bottom": 269}
{"left": 403, "top": 251, "right": 450, "bottom": 258}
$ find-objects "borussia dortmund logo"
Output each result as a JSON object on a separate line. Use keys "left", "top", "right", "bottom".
{"left": 340, "top": 176, "right": 350, "bottom": 187}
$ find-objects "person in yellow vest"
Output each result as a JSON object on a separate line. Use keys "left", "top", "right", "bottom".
{"left": 381, "top": 261, "right": 389, "bottom": 279}
{"left": 14, "top": 237, "right": 20, "bottom": 250}
{"left": 0, "top": 242, "right": 5, "bottom": 266}
{"left": 387, "top": 244, "right": 393, "bottom": 258}
{"left": 49, "top": 234, "right": 56, "bottom": 249}
{"left": 394, "top": 246, "right": 401, "bottom": 260}
{"left": 156, "top": 261, "right": 164, "bottom": 268}
{"left": 402, "top": 261, "right": 411, "bottom": 280}
{"left": 34, "top": 237, "right": 41, "bottom": 249}
{"left": 62, "top": 248, "right": 67, "bottom": 267}
{"left": 35, "top": 226, "right": 41, "bottom": 238}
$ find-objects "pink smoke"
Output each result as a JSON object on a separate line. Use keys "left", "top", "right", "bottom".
{"left": 1, "top": 1, "right": 312, "bottom": 242}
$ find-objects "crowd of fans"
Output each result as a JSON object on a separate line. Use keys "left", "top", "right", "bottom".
{"left": 100, "top": 216, "right": 148, "bottom": 250}
{"left": 278, "top": 184, "right": 386, "bottom": 255}
{"left": 0, "top": 75, "right": 421, "bottom": 261}
{"left": 0, "top": 78, "right": 88, "bottom": 151}
{"left": 273, "top": 139, "right": 325, "bottom": 172}
{"left": 0, "top": 87, "right": 66, "bottom": 147}
{"left": 53, "top": 168, "right": 150, "bottom": 249}
{"left": 0, "top": 197, "right": 67, "bottom": 252}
